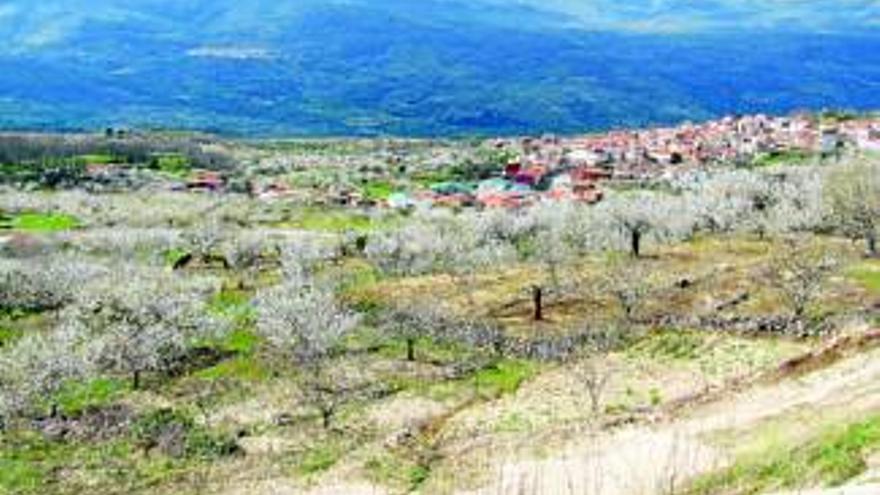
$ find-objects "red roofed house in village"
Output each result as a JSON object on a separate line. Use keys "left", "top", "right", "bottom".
{"left": 504, "top": 160, "right": 522, "bottom": 179}
{"left": 571, "top": 166, "right": 610, "bottom": 204}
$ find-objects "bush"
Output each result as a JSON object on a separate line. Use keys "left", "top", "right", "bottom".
{"left": 131, "top": 409, "right": 238, "bottom": 460}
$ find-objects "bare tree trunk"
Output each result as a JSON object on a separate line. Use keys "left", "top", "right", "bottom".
{"left": 132, "top": 370, "right": 141, "bottom": 391}
{"left": 321, "top": 408, "right": 333, "bottom": 430}
{"left": 631, "top": 230, "right": 642, "bottom": 258}
{"left": 406, "top": 338, "right": 415, "bottom": 362}
{"left": 532, "top": 285, "right": 544, "bottom": 321}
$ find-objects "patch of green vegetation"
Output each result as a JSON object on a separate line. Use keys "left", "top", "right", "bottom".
{"left": 2, "top": 212, "right": 79, "bottom": 232}
{"left": 297, "top": 443, "right": 343, "bottom": 476}
{"left": 151, "top": 153, "right": 191, "bottom": 176}
{"left": 338, "top": 264, "right": 382, "bottom": 296}
{"left": 361, "top": 181, "right": 396, "bottom": 200}
{"left": 132, "top": 409, "right": 238, "bottom": 460}
{"left": 163, "top": 247, "right": 190, "bottom": 267}
{"left": 472, "top": 359, "right": 538, "bottom": 397}
{"left": 221, "top": 329, "right": 260, "bottom": 354}
{"left": 0, "top": 432, "right": 72, "bottom": 495}
{"left": 76, "top": 153, "right": 117, "bottom": 165}
{"left": 195, "top": 354, "right": 269, "bottom": 382}
{"left": 0, "top": 454, "right": 44, "bottom": 495}
{"left": 367, "top": 453, "right": 433, "bottom": 492}
{"left": 283, "top": 208, "right": 387, "bottom": 233}
{"left": 751, "top": 149, "right": 816, "bottom": 168}
{"left": 55, "top": 377, "right": 130, "bottom": 417}
{"left": 628, "top": 329, "right": 705, "bottom": 361}
{"left": 687, "top": 414, "right": 880, "bottom": 494}
{"left": 0, "top": 429, "right": 197, "bottom": 495}
{"left": 411, "top": 169, "right": 455, "bottom": 188}
{"left": 208, "top": 289, "right": 254, "bottom": 320}
{"left": 377, "top": 336, "right": 472, "bottom": 365}
{"left": 0, "top": 326, "right": 24, "bottom": 348}
{"left": 848, "top": 261, "right": 880, "bottom": 295}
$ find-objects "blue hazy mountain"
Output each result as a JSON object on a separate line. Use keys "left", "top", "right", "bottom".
{"left": 0, "top": 0, "right": 878, "bottom": 136}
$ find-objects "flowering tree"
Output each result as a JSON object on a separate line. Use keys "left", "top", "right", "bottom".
{"left": 64, "top": 271, "right": 224, "bottom": 390}
{"left": 825, "top": 159, "right": 880, "bottom": 257}
{"left": 0, "top": 257, "right": 107, "bottom": 315}
{"left": 254, "top": 274, "right": 360, "bottom": 429}
{"left": 0, "top": 329, "right": 84, "bottom": 419}
{"left": 599, "top": 258, "right": 656, "bottom": 325}
{"left": 378, "top": 302, "right": 448, "bottom": 362}
{"left": 600, "top": 192, "right": 696, "bottom": 258}
{"left": 768, "top": 238, "right": 841, "bottom": 323}
{"left": 365, "top": 223, "right": 441, "bottom": 277}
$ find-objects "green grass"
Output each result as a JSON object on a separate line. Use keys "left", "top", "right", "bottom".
{"left": 0, "top": 430, "right": 196, "bottom": 495}
{"left": 163, "top": 247, "right": 190, "bottom": 267}
{"left": 379, "top": 355, "right": 539, "bottom": 403}
{"left": 132, "top": 409, "right": 238, "bottom": 461}
{"left": 195, "top": 355, "right": 269, "bottom": 382}
{"left": 2, "top": 212, "right": 79, "bottom": 232}
{"left": 472, "top": 359, "right": 538, "bottom": 397}
{"left": 208, "top": 289, "right": 255, "bottom": 323}
{"left": 365, "top": 452, "right": 431, "bottom": 491}
{"left": 361, "top": 181, "right": 396, "bottom": 201}
{"left": 687, "top": 414, "right": 880, "bottom": 494}
{"left": 0, "top": 326, "right": 24, "bottom": 348}
{"left": 376, "top": 336, "right": 473, "bottom": 365}
{"left": 283, "top": 208, "right": 398, "bottom": 233}
{"left": 297, "top": 444, "right": 344, "bottom": 476}
{"left": 54, "top": 377, "right": 130, "bottom": 417}
{"left": 76, "top": 154, "right": 117, "bottom": 165}
{"left": 151, "top": 153, "right": 191, "bottom": 177}
{"left": 849, "top": 261, "right": 880, "bottom": 295}
{"left": 751, "top": 150, "right": 817, "bottom": 168}
{"left": 628, "top": 329, "right": 705, "bottom": 361}
{"left": 220, "top": 329, "right": 260, "bottom": 354}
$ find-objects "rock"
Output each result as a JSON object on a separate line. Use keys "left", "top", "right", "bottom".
{"left": 273, "top": 412, "right": 295, "bottom": 427}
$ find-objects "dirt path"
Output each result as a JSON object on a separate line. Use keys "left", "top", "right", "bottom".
{"left": 462, "top": 342, "right": 880, "bottom": 495}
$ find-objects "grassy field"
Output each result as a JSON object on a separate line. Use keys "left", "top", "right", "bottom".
{"left": 1, "top": 212, "right": 80, "bottom": 232}
{"left": 688, "top": 414, "right": 880, "bottom": 494}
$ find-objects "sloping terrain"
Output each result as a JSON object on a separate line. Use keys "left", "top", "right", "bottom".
{"left": 454, "top": 330, "right": 880, "bottom": 495}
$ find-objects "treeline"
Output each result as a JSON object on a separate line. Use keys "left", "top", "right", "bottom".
{"left": 0, "top": 132, "right": 235, "bottom": 185}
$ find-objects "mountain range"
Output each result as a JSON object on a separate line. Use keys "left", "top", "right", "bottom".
{"left": 0, "top": 0, "right": 878, "bottom": 136}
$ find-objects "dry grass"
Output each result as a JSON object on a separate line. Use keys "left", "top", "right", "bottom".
{"left": 357, "top": 235, "right": 871, "bottom": 338}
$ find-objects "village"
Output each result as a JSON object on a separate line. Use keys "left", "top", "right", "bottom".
{"left": 69, "top": 112, "right": 880, "bottom": 211}
{"left": 250, "top": 112, "right": 880, "bottom": 209}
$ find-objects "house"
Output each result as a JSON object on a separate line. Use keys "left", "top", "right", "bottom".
{"left": 570, "top": 167, "right": 612, "bottom": 183}
{"left": 386, "top": 192, "right": 415, "bottom": 209}
{"left": 820, "top": 127, "right": 843, "bottom": 155}
{"left": 504, "top": 161, "right": 522, "bottom": 178}
{"left": 258, "top": 182, "right": 295, "bottom": 200}
{"left": 514, "top": 166, "right": 548, "bottom": 187}
{"left": 572, "top": 183, "right": 604, "bottom": 204}
{"left": 186, "top": 171, "right": 224, "bottom": 192}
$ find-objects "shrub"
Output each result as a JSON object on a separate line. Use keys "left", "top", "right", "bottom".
{"left": 131, "top": 409, "right": 238, "bottom": 460}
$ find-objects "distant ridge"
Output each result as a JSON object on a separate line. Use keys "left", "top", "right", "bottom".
{"left": 0, "top": 1, "right": 878, "bottom": 137}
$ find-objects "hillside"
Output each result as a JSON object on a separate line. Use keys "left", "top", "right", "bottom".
{"left": 0, "top": 1, "right": 879, "bottom": 136}
{"left": 1, "top": 129, "right": 880, "bottom": 494}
